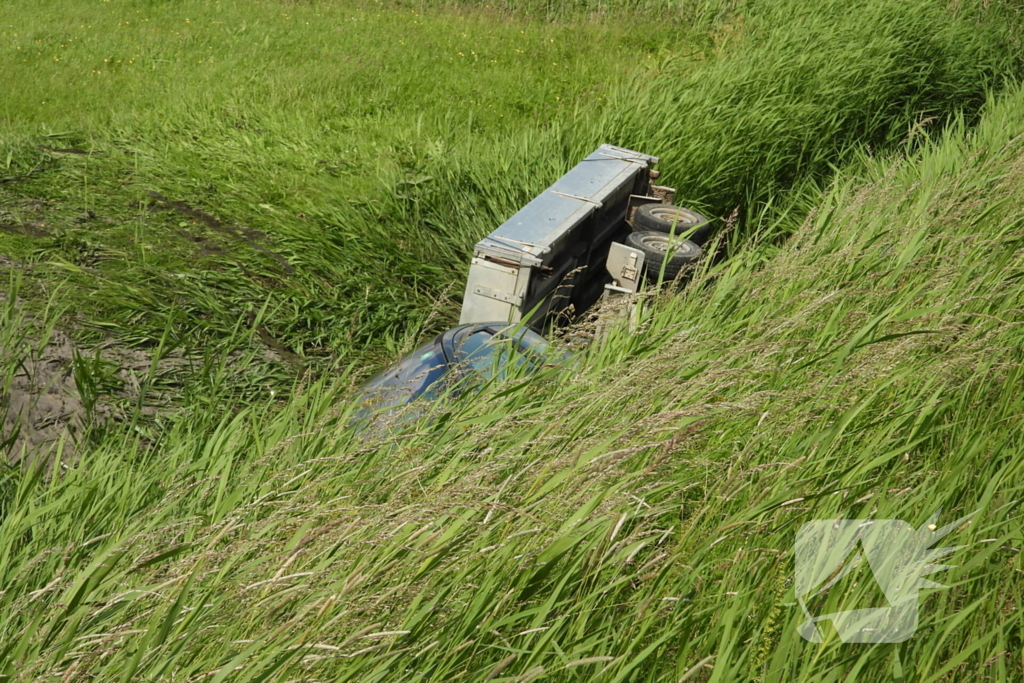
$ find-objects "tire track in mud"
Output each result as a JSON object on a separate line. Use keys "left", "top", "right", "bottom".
{"left": 145, "top": 190, "right": 295, "bottom": 274}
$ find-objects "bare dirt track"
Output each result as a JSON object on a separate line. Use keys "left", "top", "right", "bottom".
{"left": 3, "top": 329, "right": 95, "bottom": 465}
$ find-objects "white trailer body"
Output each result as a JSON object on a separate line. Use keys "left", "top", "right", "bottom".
{"left": 459, "top": 144, "right": 663, "bottom": 329}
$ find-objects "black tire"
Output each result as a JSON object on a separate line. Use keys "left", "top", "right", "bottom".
{"left": 633, "top": 203, "right": 712, "bottom": 244}
{"left": 625, "top": 231, "right": 702, "bottom": 281}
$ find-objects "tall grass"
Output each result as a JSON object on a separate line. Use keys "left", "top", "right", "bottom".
{"left": 3, "top": 74, "right": 1024, "bottom": 683}
{"left": 600, "top": 0, "right": 1024, "bottom": 221}
{"left": 2, "top": 0, "right": 1022, "bottom": 390}
{"left": 4, "top": 0, "right": 1024, "bottom": 679}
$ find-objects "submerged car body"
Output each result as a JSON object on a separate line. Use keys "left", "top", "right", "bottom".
{"left": 353, "top": 322, "right": 555, "bottom": 421}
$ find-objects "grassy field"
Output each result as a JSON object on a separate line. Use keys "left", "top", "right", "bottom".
{"left": 3, "top": 0, "right": 1024, "bottom": 680}
{"left": 3, "top": 0, "right": 1019, "bottom": 390}
{"left": 2, "top": 0, "right": 703, "bottom": 376}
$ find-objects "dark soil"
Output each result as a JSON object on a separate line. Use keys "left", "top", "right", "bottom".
{"left": 1, "top": 329, "right": 188, "bottom": 467}
{"left": 0, "top": 198, "right": 55, "bottom": 238}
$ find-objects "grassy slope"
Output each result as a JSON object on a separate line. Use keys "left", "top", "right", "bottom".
{"left": 4, "top": 79, "right": 1024, "bottom": 683}
{"left": 3, "top": 0, "right": 1024, "bottom": 681}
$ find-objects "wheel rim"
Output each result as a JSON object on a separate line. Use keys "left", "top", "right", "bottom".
{"left": 648, "top": 206, "right": 702, "bottom": 226}
{"left": 638, "top": 233, "right": 699, "bottom": 257}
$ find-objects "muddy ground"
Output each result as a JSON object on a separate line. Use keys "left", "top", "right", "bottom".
{"left": 1, "top": 327, "right": 183, "bottom": 467}
{"left": 0, "top": 185, "right": 307, "bottom": 467}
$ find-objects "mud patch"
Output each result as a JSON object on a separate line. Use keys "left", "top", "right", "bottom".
{"left": 0, "top": 221, "right": 51, "bottom": 238}
{"left": 1, "top": 320, "right": 304, "bottom": 467}
{"left": 1, "top": 330, "right": 185, "bottom": 467}
{"left": 38, "top": 145, "right": 103, "bottom": 157}
{"left": 0, "top": 198, "right": 54, "bottom": 238}
{"left": 2, "top": 331, "right": 97, "bottom": 465}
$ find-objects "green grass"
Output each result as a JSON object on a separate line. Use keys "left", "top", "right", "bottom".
{"left": 1, "top": 0, "right": 711, "bottom": 382}
{"left": 3, "top": 0, "right": 1024, "bottom": 680}
{"left": 3, "top": 0, "right": 1021, "bottom": 396}
{"left": 4, "top": 82, "right": 1024, "bottom": 681}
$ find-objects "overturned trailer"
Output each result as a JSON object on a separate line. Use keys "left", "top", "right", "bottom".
{"left": 459, "top": 144, "right": 706, "bottom": 330}
{"left": 355, "top": 145, "right": 710, "bottom": 419}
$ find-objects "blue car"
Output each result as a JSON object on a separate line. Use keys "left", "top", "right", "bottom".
{"left": 353, "top": 322, "right": 558, "bottom": 423}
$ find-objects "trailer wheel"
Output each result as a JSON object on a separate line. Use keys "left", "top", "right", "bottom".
{"left": 625, "top": 231, "right": 702, "bottom": 281}
{"left": 633, "top": 203, "right": 712, "bottom": 245}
